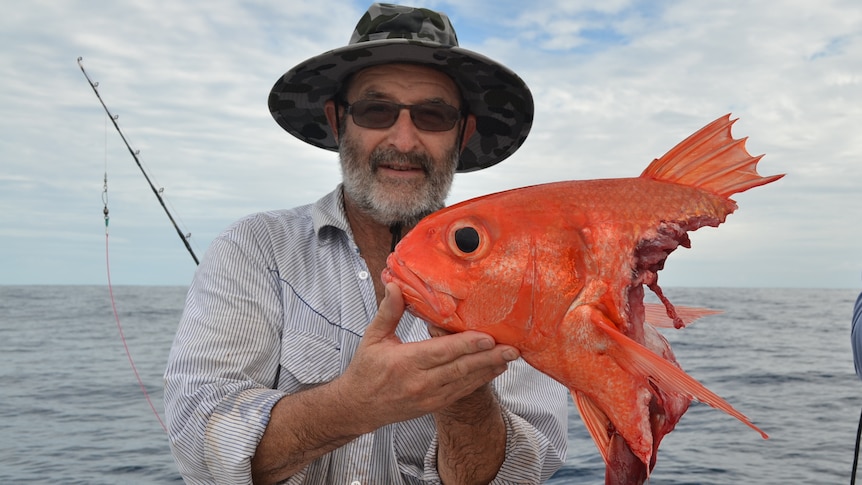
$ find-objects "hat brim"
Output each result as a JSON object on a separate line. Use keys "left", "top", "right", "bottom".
{"left": 268, "top": 38, "right": 533, "bottom": 173}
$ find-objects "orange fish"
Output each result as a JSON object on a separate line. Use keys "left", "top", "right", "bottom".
{"left": 382, "top": 114, "right": 780, "bottom": 482}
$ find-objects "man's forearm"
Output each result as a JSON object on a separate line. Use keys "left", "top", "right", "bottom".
{"left": 250, "top": 380, "right": 368, "bottom": 485}
{"left": 434, "top": 384, "right": 506, "bottom": 484}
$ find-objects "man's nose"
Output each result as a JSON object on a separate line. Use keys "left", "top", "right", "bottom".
{"left": 385, "top": 108, "right": 422, "bottom": 152}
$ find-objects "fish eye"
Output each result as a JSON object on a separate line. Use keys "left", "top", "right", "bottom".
{"left": 446, "top": 219, "right": 489, "bottom": 260}
{"left": 454, "top": 226, "right": 480, "bottom": 253}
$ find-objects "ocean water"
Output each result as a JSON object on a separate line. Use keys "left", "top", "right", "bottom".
{"left": 0, "top": 285, "right": 859, "bottom": 484}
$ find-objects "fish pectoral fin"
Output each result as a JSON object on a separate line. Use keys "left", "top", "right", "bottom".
{"left": 643, "top": 302, "right": 722, "bottom": 329}
{"left": 572, "top": 390, "right": 612, "bottom": 465}
{"left": 589, "top": 308, "right": 769, "bottom": 440}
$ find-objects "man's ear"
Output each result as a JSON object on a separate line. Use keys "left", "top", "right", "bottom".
{"left": 324, "top": 99, "right": 339, "bottom": 143}
{"left": 459, "top": 113, "right": 477, "bottom": 152}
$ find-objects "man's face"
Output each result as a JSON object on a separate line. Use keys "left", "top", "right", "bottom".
{"left": 334, "top": 63, "right": 471, "bottom": 227}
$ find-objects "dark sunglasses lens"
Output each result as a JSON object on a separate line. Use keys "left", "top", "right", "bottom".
{"left": 351, "top": 101, "right": 400, "bottom": 128}
{"left": 411, "top": 104, "right": 459, "bottom": 131}
{"left": 348, "top": 100, "right": 460, "bottom": 131}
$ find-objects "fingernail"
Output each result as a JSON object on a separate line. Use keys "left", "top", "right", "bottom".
{"left": 502, "top": 349, "right": 518, "bottom": 361}
{"left": 477, "top": 338, "right": 494, "bottom": 350}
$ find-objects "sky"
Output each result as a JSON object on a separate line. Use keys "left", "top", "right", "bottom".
{"left": 1, "top": 0, "right": 860, "bottom": 288}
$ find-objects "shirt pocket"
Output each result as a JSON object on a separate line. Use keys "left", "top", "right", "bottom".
{"left": 278, "top": 331, "right": 342, "bottom": 394}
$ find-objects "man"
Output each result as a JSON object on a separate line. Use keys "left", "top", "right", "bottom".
{"left": 164, "top": 4, "right": 569, "bottom": 484}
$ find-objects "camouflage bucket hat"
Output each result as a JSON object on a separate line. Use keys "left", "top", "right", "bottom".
{"left": 268, "top": 2, "right": 534, "bottom": 173}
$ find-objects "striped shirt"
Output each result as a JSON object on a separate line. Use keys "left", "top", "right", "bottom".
{"left": 164, "top": 186, "right": 570, "bottom": 484}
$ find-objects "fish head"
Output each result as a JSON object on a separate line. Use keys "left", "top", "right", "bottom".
{"left": 382, "top": 202, "right": 544, "bottom": 345}
{"left": 382, "top": 189, "right": 593, "bottom": 347}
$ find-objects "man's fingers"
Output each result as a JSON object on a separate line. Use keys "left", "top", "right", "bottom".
{"left": 430, "top": 345, "right": 519, "bottom": 403}
{"left": 347, "top": 283, "right": 523, "bottom": 419}
{"left": 363, "top": 282, "right": 405, "bottom": 343}
{"left": 415, "top": 332, "right": 520, "bottom": 373}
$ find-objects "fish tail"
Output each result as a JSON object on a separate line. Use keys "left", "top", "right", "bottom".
{"left": 640, "top": 114, "right": 784, "bottom": 199}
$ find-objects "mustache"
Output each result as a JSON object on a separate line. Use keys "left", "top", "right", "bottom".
{"left": 370, "top": 148, "right": 433, "bottom": 174}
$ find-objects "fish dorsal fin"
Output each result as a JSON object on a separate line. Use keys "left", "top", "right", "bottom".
{"left": 640, "top": 114, "right": 784, "bottom": 199}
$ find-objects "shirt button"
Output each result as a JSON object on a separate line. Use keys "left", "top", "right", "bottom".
{"left": 357, "top": 270, "right": 369, "bottom": 280}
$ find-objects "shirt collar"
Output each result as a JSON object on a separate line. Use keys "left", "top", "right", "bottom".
{"left": 311, "top": 184, "right": 353, "bottom": 242}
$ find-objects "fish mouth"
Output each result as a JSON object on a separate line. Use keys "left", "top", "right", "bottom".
{"left": 382, "top": 253, "right": 457, "bottom": 323}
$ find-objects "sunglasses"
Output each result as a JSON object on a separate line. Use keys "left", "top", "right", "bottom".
{"left": 341, "top": 99, "right": 463, "bottom": 132}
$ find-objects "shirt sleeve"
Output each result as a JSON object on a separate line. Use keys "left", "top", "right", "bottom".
{"left": 420, "top": 358, "right": 570, "bottom": 483}
{"left": 164, "top": 222, "right": 286, "bottom": 485}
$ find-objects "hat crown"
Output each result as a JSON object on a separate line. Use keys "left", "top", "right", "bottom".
{"left": 350, "top": 3, "right": 458, "bottom": 46}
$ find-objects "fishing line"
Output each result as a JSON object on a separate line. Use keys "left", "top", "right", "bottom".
{"left": 104, "top": 180, "right": 168, "bottom": 433}
{"left": 100, "top": 115, "right": 168, "bottom": 433}
{"left": 79, "top": 57, "right": 201, "bottom": 433}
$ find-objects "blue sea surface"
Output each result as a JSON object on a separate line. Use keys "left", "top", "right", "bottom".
{"left": 0, "top": 285, "right": 858, "bottom": 483}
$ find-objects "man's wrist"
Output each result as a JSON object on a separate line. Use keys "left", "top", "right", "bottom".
{"left": 435, "top": 383, "right": 498, "bottom": 424}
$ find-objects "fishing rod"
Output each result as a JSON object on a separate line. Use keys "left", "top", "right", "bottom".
{"left": 77, "top": 57, "right": 200, "bottom": 265}
{"left": 852, "top": 286, "right": 862, "bottom": 484}
{"left": 853, "top": 407, "right": 860, "bottom": 485}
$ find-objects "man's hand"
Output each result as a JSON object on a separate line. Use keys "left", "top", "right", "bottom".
{"left": 336, "top": 282, "right": 520, "bottom": 432}
{"left": 252, "top": 283, "right": 519, "bottom": 484}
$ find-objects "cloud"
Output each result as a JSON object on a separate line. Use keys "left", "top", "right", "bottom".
{"left": 1, "top": 0, "right": 860, "bottom": 287}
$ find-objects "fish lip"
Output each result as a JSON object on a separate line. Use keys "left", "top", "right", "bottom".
{"left": 382, "top": 255, "right": 455, "bottom": 320}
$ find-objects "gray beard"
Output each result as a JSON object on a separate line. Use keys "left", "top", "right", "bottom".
{"left": 339, "top": 134, "right": 459, "bottom": 227}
